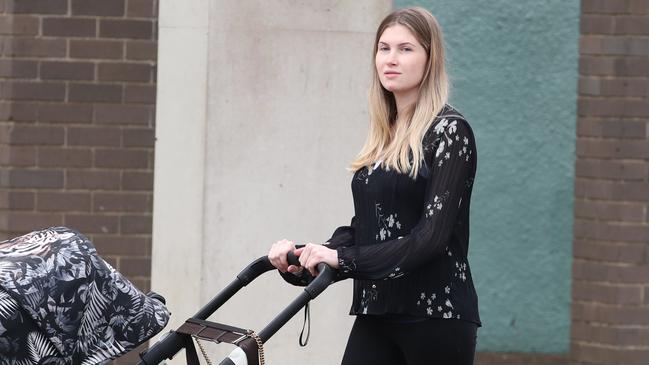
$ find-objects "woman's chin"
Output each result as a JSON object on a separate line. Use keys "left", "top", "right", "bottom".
{"left": 381, "top": 84, "right": 398, "bottom": 93}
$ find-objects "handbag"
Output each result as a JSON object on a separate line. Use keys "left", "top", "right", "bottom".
{"left": 177, "top": 318, "right": 265, "bottom": 365}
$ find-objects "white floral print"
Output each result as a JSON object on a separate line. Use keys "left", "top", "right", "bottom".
{"left": 445, "top": 299, "right": 454, "bottom": 309}
{"left": 375, "top": 203, "right": 402, "bottom": 241}
{"left": 432, "top": 118, "right": 471, "bottom": 167}
{"left": 360, "top": 285, "right": 379, "bottom": 315}
{"left": 455, "top": 261, "right": 468, "bottom": 282}
{"left": 338, "top": 257, "right": 357, "bottom": 274}
{"left": 434, "top": 118, "right": 448, "bottom": 134}
{"left": 387, "top": 266, "right": 403, "bottom": 279}
{"left": 425, "top": 191, "right": 450, "bottom": 218}
{"left": 435, "top": 140, "right": 446, "bottom": 158}
{"left": 417, "top": 291, "right": 441, "bottom": 317}
{"left": 356, "top": 166, "right": 369, "bottom": 184}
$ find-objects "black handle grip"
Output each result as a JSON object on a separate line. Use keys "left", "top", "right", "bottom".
{"left": 137, "top": 331, "right": 184, "bottom": 365}
{"left": 305, "top": 262, "right": 335, "bottom": 299}
{"left": 287, "top": 251, "right": 300, "bottom": 267}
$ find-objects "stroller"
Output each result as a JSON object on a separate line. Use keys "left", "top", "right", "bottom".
{"left": 137, "top": 249, "right": 336, "bottom": 365}
{"left": 0, "top": 227, "right": 335, "bottom": 365}
{"left": 0, "top": 227, "right": 170, "bottom": 365}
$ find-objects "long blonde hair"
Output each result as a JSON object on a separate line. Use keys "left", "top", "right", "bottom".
{"left": 350, "top": 7, "right": 449, "bottom": 178}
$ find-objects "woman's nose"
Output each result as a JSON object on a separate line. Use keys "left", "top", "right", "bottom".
{"left": 387, "top": 51, "right": 398, "bottom": 65}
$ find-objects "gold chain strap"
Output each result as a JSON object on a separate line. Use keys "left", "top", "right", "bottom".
{"left": 195, "top": 338, "right": 214, "bottom": 365}
{"left": 247, "top": 330, "right": 265, "bottom": 365}
{"left": 193, "top": 332, "right": 265, "bottom": 365}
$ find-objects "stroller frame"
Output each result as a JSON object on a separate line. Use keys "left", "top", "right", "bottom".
{"left": 138, "top": 254, "right": 335, "bottom": 365}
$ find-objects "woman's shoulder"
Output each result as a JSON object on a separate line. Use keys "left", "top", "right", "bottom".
{"left": 421, "top": 105, "right": 477, "bottom": 170}
{"left": 435, "top": 104, "right": 467, "bottom": 123}
{"left": 424, "top": 104, "right": 473, "bottom": 143}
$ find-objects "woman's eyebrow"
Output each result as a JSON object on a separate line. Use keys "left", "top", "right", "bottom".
{"left": 378, "top": 41, "right": 417, "bottom": 47}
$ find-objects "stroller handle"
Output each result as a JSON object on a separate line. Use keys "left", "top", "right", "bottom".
{"left": 137, "top": 330, "right": 185, "bottom": 365}
{"left": 284, "top": 250, "right": 334, "bottom": 305}
{"left": 138, "top": 253, "right": 336, "bottom": 365}
{"left": 287, "top": 250, "right": 300, "bottom": 266}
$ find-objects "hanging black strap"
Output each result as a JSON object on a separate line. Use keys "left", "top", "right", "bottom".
{"left": 299, "top": 301, "right": 310, "bottom": 347}
{"left": 183, "top": 334, "right": 201, "bottom": 365}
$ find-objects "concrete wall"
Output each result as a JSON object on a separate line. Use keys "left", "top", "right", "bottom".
{"left": 152, "top": 0, "right": 208, "bottom": 344}
{"left": 396, "top": 0, "right": 580, "bottom": 355}
{"left": 154, "top": 0, "right": 585, "bottom": 361}
{"left": 153, "top": 1, "right": 391, "bottom": 363}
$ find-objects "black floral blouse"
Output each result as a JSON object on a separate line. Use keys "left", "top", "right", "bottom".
{"left": 329, "top": 105, "right": 481, "bottom": 325}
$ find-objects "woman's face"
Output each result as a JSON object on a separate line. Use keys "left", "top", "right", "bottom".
{"left": 375, "top": 24, "right": 428, "bottom": 102}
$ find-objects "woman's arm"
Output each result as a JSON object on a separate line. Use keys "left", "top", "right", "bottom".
{"left": 336, "top": 117, "right": 476, "bottom": 280}
{"left": 276, "top": 216, "right": 356, "bottom": 285}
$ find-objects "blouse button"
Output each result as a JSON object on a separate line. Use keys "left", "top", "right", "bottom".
{"left": 372, "top": 284, "right": 376, "bottom": 289}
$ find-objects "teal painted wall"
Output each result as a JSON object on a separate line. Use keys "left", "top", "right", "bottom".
{"left": 395, "top": 0, "right": 579, "bottom": 353}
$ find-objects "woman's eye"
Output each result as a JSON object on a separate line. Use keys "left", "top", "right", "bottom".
{"left": 402, "top": 47, "right": 412, "bottom": 52}
{"left": 379, "top": 46, "right": 389, "bottom": 52}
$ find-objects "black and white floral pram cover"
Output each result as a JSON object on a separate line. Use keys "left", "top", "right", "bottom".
{"left": 0, "top": 227, "right": 170, "bottom": 365}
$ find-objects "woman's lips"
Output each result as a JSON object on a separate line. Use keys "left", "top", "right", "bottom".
{"left": 384, "top": 72, "right": 400, "bottom": 78}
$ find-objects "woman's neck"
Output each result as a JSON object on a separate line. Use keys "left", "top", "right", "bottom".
{"left": 393, "top": 91, "right": 417, "bottom": 125}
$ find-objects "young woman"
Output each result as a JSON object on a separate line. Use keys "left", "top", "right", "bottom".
{"left": 269, "top": 7, "right": 480, "bottom": 364}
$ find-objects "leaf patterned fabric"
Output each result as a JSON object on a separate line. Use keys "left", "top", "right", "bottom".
{"left": 0, "top": 227, "right": 170, "bottom": 365}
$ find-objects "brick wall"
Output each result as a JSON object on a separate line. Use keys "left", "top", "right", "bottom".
{"left": 572, "top": 0, "right": 649, "bottom": 364}
{"left": 0, "top": 0, "right": 157, "bottom": 362}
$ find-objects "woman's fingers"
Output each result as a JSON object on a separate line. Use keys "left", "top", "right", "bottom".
{"left": 271, "top": 241, "right": 337, "bottom": 276}
{"left": 270, "top": 241, "right": 282, "bottom": 266}
{"left": 298, "top": 244, "right": 311, "bottom": 274}
{"left": 298, "top": 244, "right": 310, "bottom": 271}
{"left": 297, "top": 244, "right": 338, "bottom": 276}
{"left": 278, "top": 240, "right": 290, "bottom": 270}
{"left": 293, "top": 247, "right": 304, "bottom": 256}
{"left": 269, "top": 239, "right": 295, "bottom": 272}
{"left": 300, "top": 243, "right": 321, "bottom": 276}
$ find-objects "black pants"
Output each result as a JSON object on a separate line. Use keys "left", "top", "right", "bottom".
{"left": 341, "top": 316, "right": 477, "bottom": 365}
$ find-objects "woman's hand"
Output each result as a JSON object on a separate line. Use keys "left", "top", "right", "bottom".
{"left": 295, "top": 243, "right": 339, "bottom": 277}
{"left": 268, "top": 239, "right": 301, "bottom": 273}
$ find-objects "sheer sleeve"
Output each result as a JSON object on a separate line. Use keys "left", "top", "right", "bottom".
{"left": 336, "top": 117, "right": 476, "bottom": 280}
{"left": 323, "top": 216, "right": 356, "bottom": 250}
